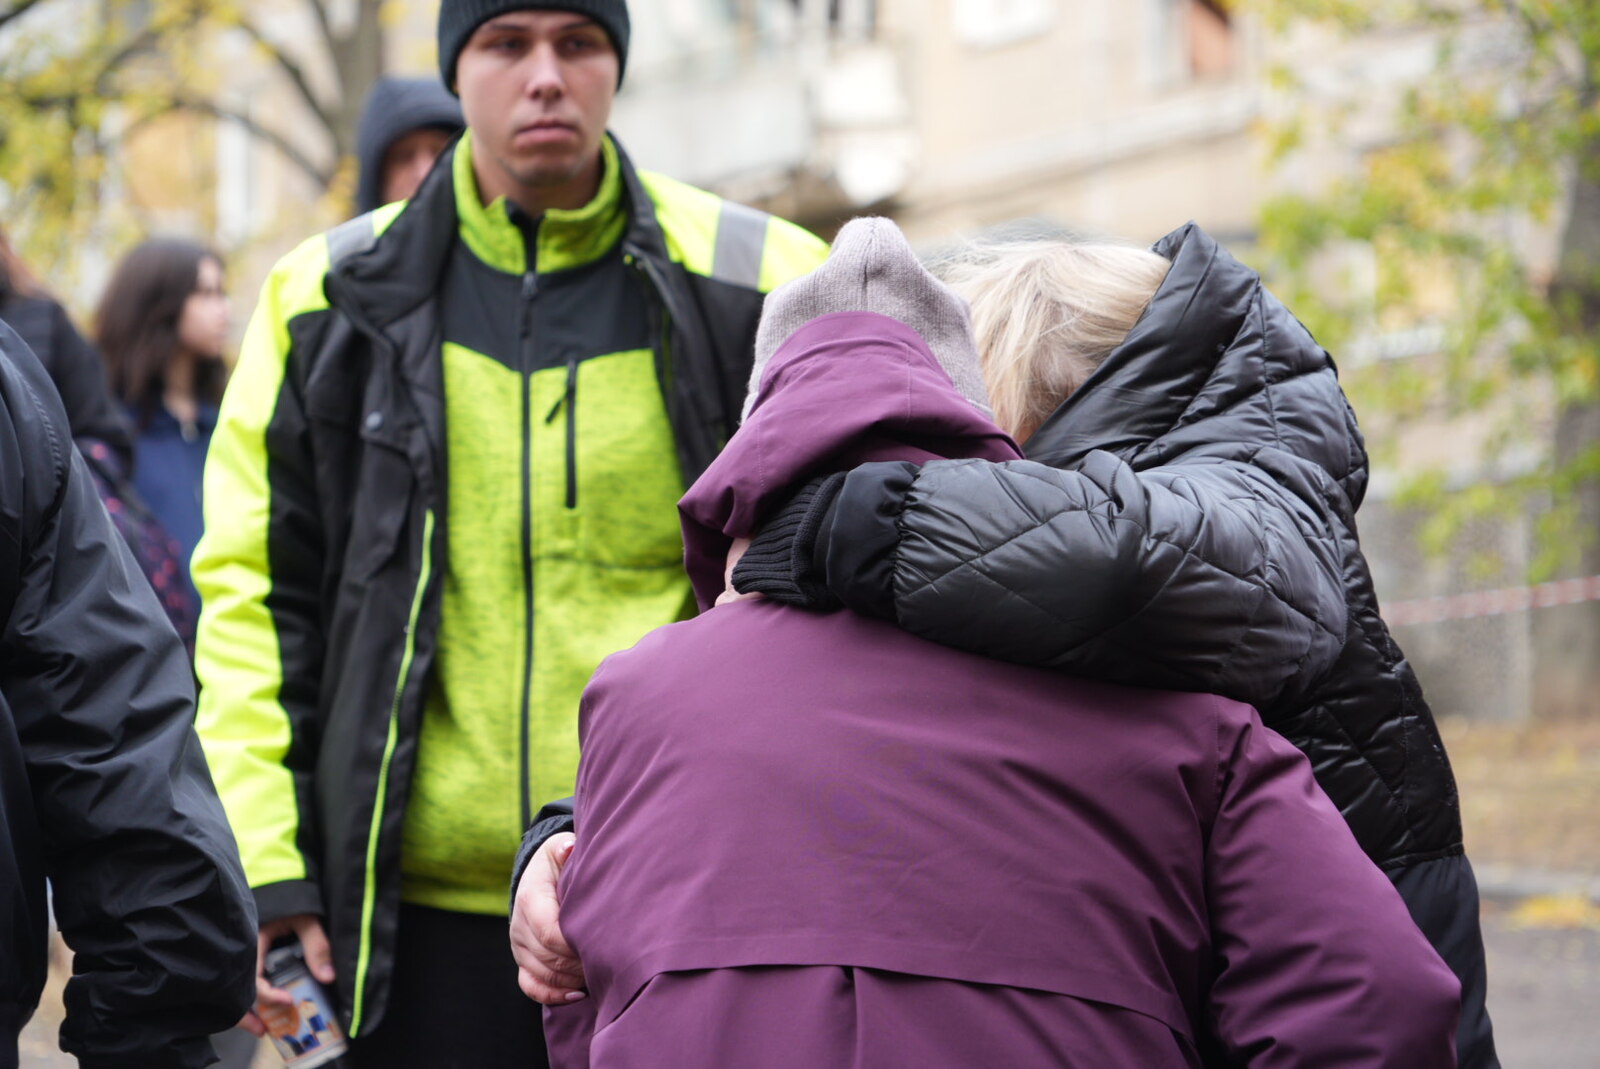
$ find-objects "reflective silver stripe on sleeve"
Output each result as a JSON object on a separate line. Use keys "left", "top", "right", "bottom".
{"left": 711, "top": 200, "right": 770, "bottom": 290}
{"left": 326, "top": 212, "right": 379, "bottom": 269}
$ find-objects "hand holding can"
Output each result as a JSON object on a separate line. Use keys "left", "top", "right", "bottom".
{"left": 258, "top": 939, "right": 349, "bottom": 1067}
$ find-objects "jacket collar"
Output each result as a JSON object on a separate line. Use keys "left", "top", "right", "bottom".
{"left": 329, "top": 130, "right": 649, "bottom": 329}
{"left": 613, "top": 140, "right": 673, "bottom": 266}
{"left": 325, "top": 136, "right": 460, "bottom": 330}
{"left": 454, "top": 132, "right": 628, "bottom": 275}
{"left": 678, "top": 311, "right": 1021, "bottom": 610}
{"left": 1025, "top": 222, "right": 1368, "bottom": 503}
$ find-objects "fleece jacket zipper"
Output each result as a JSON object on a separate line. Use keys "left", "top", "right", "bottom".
{"left": 518, "top": 266, "right": 537, "bottom": 833}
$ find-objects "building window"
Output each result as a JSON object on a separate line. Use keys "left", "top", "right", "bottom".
{"left": 951, "top": 0, "right": 1056, "bottom": 51}
{"left": 781, "top": 0, "right": 877, "bottom": 37}
{"left": 1189, "top": 0, "right": 1234, "bottom": 79}
{"left": 215, "top": 96, "right": 261, "bottom": 245}
{"left": 1147, "top": 0, "right": 1235, "bottom": 86}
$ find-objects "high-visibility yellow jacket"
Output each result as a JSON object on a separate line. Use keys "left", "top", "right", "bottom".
{"left": 193, "top": 131, "right": 827, "bottom": 1036}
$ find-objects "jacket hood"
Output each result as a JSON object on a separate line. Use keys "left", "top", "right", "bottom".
{"left": 355, "top": 75, "right": 464, "bottom": 215}
{"left": 1026, "top": 222, "right": 1369, "bottom": 509}
{"left": 679, "top": 311, "right": 1020, "bottom": 609}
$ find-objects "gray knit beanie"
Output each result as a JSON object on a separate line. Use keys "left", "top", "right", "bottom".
{"left": 746, "top": 217, "right": 990, "bottom": 421}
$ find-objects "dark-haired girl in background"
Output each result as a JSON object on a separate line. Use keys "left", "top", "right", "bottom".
{"left": 96, "top": 238, "right": 231, "bottom": 613}
{"left": 1, "top": 225, "right": 199, "bottom": 653}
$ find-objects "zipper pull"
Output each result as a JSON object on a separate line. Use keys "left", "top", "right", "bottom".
{"left": 544, "top": 367, "right": 569, "bottom": 426}
{"left": 541, "top": 356, "right": 579, "bottom": 508}
{"left": 521, "top": 271, "right": 538, "bottom": 300}
{"left": 545, "top": 355, "right": 578, "bottom": 420}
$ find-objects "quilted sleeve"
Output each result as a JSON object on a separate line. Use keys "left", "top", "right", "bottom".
{"left": 818, "top": 449, "right": 1349, "bottom": 711}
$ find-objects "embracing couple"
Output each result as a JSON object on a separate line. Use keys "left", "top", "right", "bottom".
{"left": 511, "top": 217, "right": 1495, "bottom": 1068}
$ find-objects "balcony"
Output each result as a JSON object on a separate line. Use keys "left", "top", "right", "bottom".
{"left": 611, "top": 0, "right": 910, "bottom": 222}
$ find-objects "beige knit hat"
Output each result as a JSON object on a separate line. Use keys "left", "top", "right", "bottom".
{"left": 744, "top": 217, "right": 991, "bottom": 420}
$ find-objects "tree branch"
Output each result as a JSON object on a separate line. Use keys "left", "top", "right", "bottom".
{"left": 1506, "top": 0, "right": 1552, "bottom": 46}
{"left": 159, "top": 96, "right": 335, "bottom": 189}
{"left": 304, "top": 0, "right": 339, "bottom": 70}
{"left": 230, "top": 13, "right": 338, "bottom": 137}
{"left": 91, "top": 26, "right": 165, "bottom": 95}
{"left": 18, "top": 23, "right": 158, "bottom": 107}
{"left": 0, "top": 0, "right": 47, "bottom": 31}
{"left": 1505, "top": 0, "right": 1597, "bottom": 114}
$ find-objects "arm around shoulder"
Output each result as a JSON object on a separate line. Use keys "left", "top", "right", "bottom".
{"left": 808, "top": 451, "right": 1348, "bottom": 710}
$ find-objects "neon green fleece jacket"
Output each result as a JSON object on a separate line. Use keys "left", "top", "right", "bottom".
{"left": 193, "top": 130, "right": 827, "bottom": 1035}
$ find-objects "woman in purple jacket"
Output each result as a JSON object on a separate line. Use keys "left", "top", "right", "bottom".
{"left": 534, "top": 220, "right": 1459, "bottom": 1068}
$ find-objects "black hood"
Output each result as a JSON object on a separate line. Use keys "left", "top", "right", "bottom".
{"left": 1026, "top": 222, "right": 1369, "bottom": 510}
{"left": 0, "top": 289, "right": 135, "bottom": 469}
{"left": 354, "top": 75, "right": 464, "bottom": 215}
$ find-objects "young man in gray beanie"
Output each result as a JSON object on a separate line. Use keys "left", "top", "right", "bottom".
{"left": 192, "top": 2, "right": 827, "bottom": 1065}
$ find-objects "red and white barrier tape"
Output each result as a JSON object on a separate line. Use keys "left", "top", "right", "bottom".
{"left": 1385, "top": 575, "right": 1600, "bottom": 626}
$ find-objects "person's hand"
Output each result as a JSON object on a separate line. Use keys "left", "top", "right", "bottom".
{"left": 715, "top": 536, "right": 761, "bottom": 607}
{"left": 510, "top": 832, "right": 588, "bottom": 1005}
{"left": 237, "top": 914, "right": 334, "bottom": 1037}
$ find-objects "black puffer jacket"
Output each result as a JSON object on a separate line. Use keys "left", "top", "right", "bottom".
{"left": 748, "top": 223, "right": 1496, "bottom": 1066}
{"left": 0, "top": 324, "right": 256, "bottom": 1067}
{"left": 817, "top": 223, "right": 1456, "bottom": 860}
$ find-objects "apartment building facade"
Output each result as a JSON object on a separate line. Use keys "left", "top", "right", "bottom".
{"left": 176, "top": 0, "right": 1591, "bottom": 721}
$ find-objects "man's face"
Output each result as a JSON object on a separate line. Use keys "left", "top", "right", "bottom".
{"left": 455, "top": 11, "right": 618, "bottom": 213}
{"left": 381, "top": 127, "right": 456, "bottom": 205}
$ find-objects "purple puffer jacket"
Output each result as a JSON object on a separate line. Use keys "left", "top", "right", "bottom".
{"left": 548, "top": 312, "right": 1460, "bottom": 1068}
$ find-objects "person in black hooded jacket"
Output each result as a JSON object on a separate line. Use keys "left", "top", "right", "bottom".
{"left": 0, "top": 225, "right": 132, "bottom": 460}
{"left": 730, "top": 222, "right": 1497, "bottom": 1068}
{"left": 353, "top": 74, "right": 464, "bottom": 215}
{"left": 516, "top": 222, "right": 1497, "bottom": 1068}
{"left": 0, "top": 321, "right": 257, "bottom": 1068}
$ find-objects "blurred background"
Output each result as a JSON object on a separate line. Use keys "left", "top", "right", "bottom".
{"left": 4, "top": 0, "right": 1597, "bottom": 1065}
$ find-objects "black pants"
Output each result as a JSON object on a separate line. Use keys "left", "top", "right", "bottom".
{"left": 345, "top": 903, "right": 549, "bottom": 1069}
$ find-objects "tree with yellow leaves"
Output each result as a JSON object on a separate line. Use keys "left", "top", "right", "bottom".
{"left": 1244, "top": 0, "right": 1600, "bottom": 716}
{"left": 0, "top": 0, "right": 388, "bottom": 280}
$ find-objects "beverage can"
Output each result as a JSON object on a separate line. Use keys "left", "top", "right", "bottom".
{"left": 257, "top": 941, "right": 349, "bottom": 1068}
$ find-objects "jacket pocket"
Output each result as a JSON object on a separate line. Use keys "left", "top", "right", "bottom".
{"left": 347, "top": 428, "right": 416, "bottom": 584}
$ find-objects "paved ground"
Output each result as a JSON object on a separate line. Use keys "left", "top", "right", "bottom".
{"left": 19, "top": 717, "right": 1600, "bottom": 1066}
{"left": 1480, "top": 896, "right": 1600, "bottom": 1068}
{"left": 24, "top": 919, "right": 1600, "bottom": 1066}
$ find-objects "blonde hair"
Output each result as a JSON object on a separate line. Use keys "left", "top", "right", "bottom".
{"left": 942, "top": 240, "right": 1172, "bottom": 442}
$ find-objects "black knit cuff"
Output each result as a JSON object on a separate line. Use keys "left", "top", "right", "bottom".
{"left": 732, "top": 473, "right": 847, "bottom": 609}
{"left": 252, "top": 879, "right": 324, "bottom": 927}
{"left": 510, "top": 798, "right": 576, "bottom": 914}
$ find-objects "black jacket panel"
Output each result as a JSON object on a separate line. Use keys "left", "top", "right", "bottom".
{"left": 0, "top": 325, "right": 255, "bottom": 1067}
